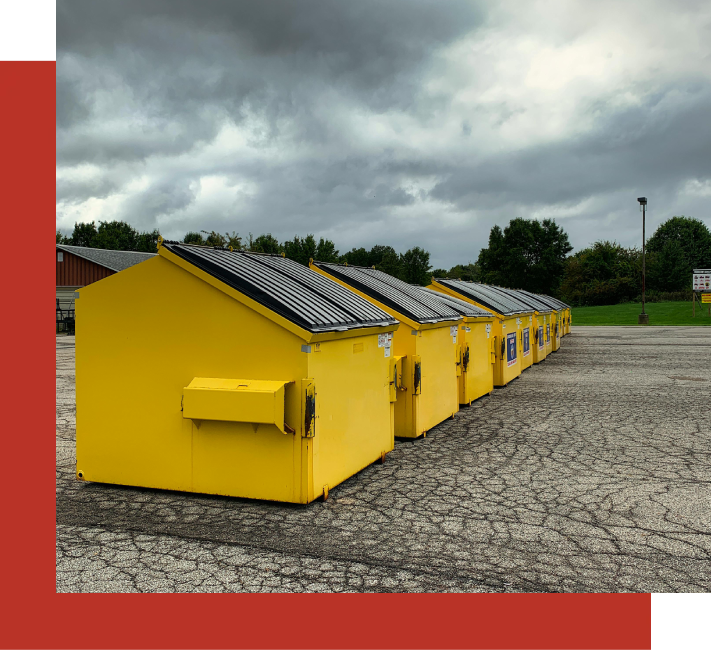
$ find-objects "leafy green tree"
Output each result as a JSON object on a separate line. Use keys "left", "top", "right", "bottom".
{"left": 370, "top": 245, "right": 402, "bottom": 277}
{"left": 477, "top": 219, "right": 572, "bottom": 294}
{"left": 339, "top": 244, "right": 402, "bottom": 276}
{"left": 559, "top": 241, "right": 641, "bottom": 306}
{"left": 431, "top": 268, "right": 448, "bottom": 278}
{"left": 250, "top": 233, "right": 283, "bottom": 254}
{"left": 94, "top": 220, "right": 140, "bottom": 250}
{"left": 136, "top": 229, "right": 161, "bottom": 253}
{"left": 201, "top": 230, "right": 244, "bottom": 249}
{"left": 315, "top": 238, "right": 339, "bottom": 263}
{"left": 447, "top": 263, "right": 480, "bottom": 281}
{"left": 68, "top": 221, "right": 98, "bottom": 247}
{"left": 400, "top": 246, "right": 431, "bottom": 285}
{"left": 66, "top": 220, "right": 161, "bottom": 251}
{"left": 183, "top": 231, "right": 205, "bottom": 245}
{"left": 646, "top": 243, "right": 689, "bottom": 293}
{"left": 283, "top": 234, "right": 318, "bottom": 266}
{"left": 56, "top": 231, "right": 68, "bottom": 244}
{"left": 646, "top": 216, "right": 711, "bottom": 291}
{"left": 340, "top": 247, "right": 371, "bottom": 267}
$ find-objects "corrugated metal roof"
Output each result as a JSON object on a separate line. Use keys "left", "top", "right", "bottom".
{"left": 436, "top": 280, "right": 531, "bottom": 316}
{"left": 518, "top": 290, "right": 569, "bottom": 311}
{"left": 313, "top": 263, "right": 461, "bottom": 324}
{"left": 163, "top": 243, "right": 398, "bottom": 333}
{"left": 417, "top": 287, "right": 493, "bottom": 318}
{"left": 492, "top": 287, "right": 552, "bottom": 313}
{"left": 542, "top": 294, "right": 570, "bottom": 309}
{"left": 57, "top": 244, "right": 155, "bottom": 272}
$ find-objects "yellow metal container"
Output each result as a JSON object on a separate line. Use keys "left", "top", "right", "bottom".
{"left": 520, "top": 290, "right": 570, "bottom": 339}
{"left": 498, "top": 289, "right": 554, "bottom": 365}
{"left": 75, "top": 242, "right": 401, "bottom": 504}
{"left": 429, "top": 280, "right": 533, "bottom": 387}
{"left": 532, "top": 313, "right": 548, "bottom": 363}
{"left": 416, "top": 288, "right": 495, "bottom": 405}
{"left": 544, "top": 312, "right": 553, "bottom": 356}
{"left": 311, "top": 262, "right": 462, "bottom": 438}
{"left": 550, "top": 310, "right": 561, "bottom": 351}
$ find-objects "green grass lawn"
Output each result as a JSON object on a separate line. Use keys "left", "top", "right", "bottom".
{"left": 572, "top": 301, "right": 711, "bottom": 326}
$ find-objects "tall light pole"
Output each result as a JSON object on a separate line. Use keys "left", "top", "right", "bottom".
{"left": 637, "top": 197, "right": 648, "bottom": 325}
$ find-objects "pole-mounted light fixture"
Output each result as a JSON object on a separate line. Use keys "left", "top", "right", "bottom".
{"left": 637, "top": 197, "right": 648, "bottom": 325}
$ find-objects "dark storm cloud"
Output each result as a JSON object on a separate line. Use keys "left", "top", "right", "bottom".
{"left": 430, "top": 84, "right": 711, "bottom": 209}
{"left": 56, "top": 0, "right": 711, "bottom": 268}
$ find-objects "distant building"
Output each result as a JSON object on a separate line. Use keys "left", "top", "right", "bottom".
{"left": 56, "top": 244, "right": 156, "bottom": 319}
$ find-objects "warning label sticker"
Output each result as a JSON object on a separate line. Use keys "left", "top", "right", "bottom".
{"left": 506, "top": 332, "right": 517, "bottom": 366}
{"left": 485, "top": 323, "right": 491, "bottom": 338}
{"left": 450, "top": 325, "right": 457, "bottom": 343}
{"left": 379, "top": 332, "right": 393, "bottom": 354}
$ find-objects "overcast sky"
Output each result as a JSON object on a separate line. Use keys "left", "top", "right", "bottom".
{"left": 56, "top": 0, "right": 711, "bottom": 268}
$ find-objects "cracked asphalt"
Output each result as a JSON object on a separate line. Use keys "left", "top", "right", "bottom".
{"left": 56, "top": 327, "right": 711, "bottom": 593}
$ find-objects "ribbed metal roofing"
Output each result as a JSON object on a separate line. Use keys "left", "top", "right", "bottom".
{"left": 313, "top": 263, "right": 461, "bottom": 324}
{"left": 518, "top": 290, "right": 568, "bottom": 311}
{"left": 542, "top": 294, "right": 570, "bottom": 309}
{"left": 417, "top": 287, "right": 493, "bottom": 318}
{"left": 435, "top": 280, "right": 531, "bottom": 316}
{"left": 162, "top": 243, "right": 398, "bottom": 333}
{"left": 493, "top": 287, "right": 552, "bottom": 313}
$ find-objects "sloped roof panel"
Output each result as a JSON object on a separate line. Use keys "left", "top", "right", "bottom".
{"left": 313, "top": 262, "right": 461, "bottom": 324}
{"left": 162, "top": 243, "right": 397, "bottom": 333}
{"left": 436, "top": 280, "right": 530, "bottom": 316}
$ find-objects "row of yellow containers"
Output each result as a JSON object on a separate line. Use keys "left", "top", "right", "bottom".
{"left": 75, "top": 242, "right": 569, "bottom": 504}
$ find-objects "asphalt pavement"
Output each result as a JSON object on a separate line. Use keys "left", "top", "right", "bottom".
{"left": 56, "top": 327, "right": 711, "bottom": 592}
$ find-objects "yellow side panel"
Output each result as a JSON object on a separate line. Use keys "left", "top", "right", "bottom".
{"left": 551, "top": 311, "right": 561, "bottom": 351}
{"left": 519, "top": 318, "right": 533, "bottom": 371}
{"left": 501, "top": 316, "right": 523, "bottom": 385}
{"left": 306, "top": 334, "right": 394, "bottom": 497}
{"left": 76, "top": 255, "right": 309, "bottom": 503}
{"left": 392, "top": 327, "right": 416, "bottom": 438}
{"left": 460, "top": 321, "right": 494, "bottom": 404}
{"left": 532, "top": 314, "right": 547, "bottom": 364}
{"left": 415, "top": 327, "right": 459, "bottom": 434}
{"left": 183, "top": 378, "right": 287, "bottom": 432}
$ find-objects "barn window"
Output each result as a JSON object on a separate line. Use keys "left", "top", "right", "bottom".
{"left": 57, "top": 252, "right": 64, "bottom": 262}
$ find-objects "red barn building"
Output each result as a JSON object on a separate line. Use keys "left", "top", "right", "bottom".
{"left": 56, "top": 245, "right": 155, "bottom": 327}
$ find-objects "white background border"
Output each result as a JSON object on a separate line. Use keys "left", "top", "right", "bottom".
{"left": 0, "top": 0, "right": 56, "bottom": 61}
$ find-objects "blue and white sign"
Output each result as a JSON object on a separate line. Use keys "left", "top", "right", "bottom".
{"left": 506, "top": 332, "right": 517, "bottom": 367}
{"left": 522, "top": 327, "right": 530, "bottom": 357}
{"left": 546, "top": 324, "right": 551, "bottom": 343}
{"left": 538, "top": 326, "right": 544, "bottom": 350}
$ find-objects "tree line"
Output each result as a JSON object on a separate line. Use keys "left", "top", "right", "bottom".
{"left": 433, "top": 215, "right": 710, "bottom": 305}
{"left": 58, "top": 214, "right": 711, "bottom": 302}
{"left": 57, "top": 222, "right": 435, "bottom": 285}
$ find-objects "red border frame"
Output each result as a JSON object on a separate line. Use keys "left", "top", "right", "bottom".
{"left": 0, "top": 60, "right": 650, "bottom": 649}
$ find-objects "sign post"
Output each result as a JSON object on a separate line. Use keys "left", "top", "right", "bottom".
{"left": 692, "top": 269, "right": 711, "bottom": 318}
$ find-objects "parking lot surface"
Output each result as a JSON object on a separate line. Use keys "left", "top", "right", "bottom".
{"left": 56, "top": 327, "right": 711, "bottom": 592}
